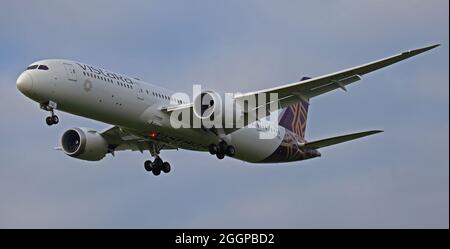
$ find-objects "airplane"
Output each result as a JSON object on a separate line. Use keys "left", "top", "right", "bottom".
{"left": 16, "top": 44, "right": 439, "bottom": 176}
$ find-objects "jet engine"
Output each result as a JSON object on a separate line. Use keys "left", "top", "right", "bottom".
{"left": 61, "top": 128, "right": 108, "bottom": 161}
{"left": 191, "top": 90, "right": 249, "bottom": 129}
{"left": 193, "top": 90, "right": 222, "bottom": 121}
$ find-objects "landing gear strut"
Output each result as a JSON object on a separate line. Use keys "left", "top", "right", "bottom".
{"left": 209, "top": 141, "right": 235, "bottom": 160}
{"left": 41, "top": 102, "right": 59, "bottom": 126}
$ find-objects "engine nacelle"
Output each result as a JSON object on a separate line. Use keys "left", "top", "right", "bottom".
{"left": 193, "top": 90, "right": 222, "bottom": 121}
{"left": 191, "top": 90, "right": 249, "bottom": 128}
{"left": 61, "top": 128, "right": 108, "bottom": 161}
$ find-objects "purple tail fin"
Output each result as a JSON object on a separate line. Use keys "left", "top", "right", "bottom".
{"left": 278, "top": 77, "right": 311, "bottom": 139}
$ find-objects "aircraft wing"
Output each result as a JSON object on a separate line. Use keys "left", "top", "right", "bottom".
{"left": 159, "top": 44, "right": 438, "bottom": 131}
{"left": 235, "top": 44, "right": 440, "bottom": 109}
{"left": 301, "top": 130, "right": 383, "bottom": 150}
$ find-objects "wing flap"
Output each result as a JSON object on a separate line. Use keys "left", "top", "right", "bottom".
{"left": 100, "top": 126, "right": 177, "bottom": 153}
{"left": 302, "top": 130, "right": 383, "bottom": 150}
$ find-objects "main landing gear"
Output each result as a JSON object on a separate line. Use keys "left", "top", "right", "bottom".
{"left": 144, "top": 157, "right": 171, "bottom": 176}
{"left": 208, "top": 141, "right": 235, "bottom": 160}
{"left": 40, "top": 102, "right": 59, "bottom": 126}
{"left": 144, "top": 145, "right": 171, "bottom": 176}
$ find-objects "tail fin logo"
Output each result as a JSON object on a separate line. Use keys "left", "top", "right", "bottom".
{"left": 278, "top": 76, "right": 311, "bottom": 138}
{"left": 278, "top": 99, "right": 309, "bottom": 139}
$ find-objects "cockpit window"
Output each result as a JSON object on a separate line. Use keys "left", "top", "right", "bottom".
{"left": 38, "top": 65, "right": 49, "bottom": 70}
{"left": 26, "top": 65, "right": 38, "bottom": 70}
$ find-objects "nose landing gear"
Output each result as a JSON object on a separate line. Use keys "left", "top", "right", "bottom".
{"left": 40, "top": 101, "right": 59, "bottom": 126}
{"left": 209, "top": 141, "right": 235, "bottom": 160}
{"left": 45, "top": 114, "right": 59, "bottom": 126}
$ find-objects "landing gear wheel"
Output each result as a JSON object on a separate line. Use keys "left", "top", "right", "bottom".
{"left": 152, "top": 168, "right": 161, "bottom": 176}
{"left": 153, "top": 157, "right": 163, "bottom": 168}
{"left": 216, "top": 153, "right": 225, "bottom": 160}
{"left": 208, "top": 144, "right": 218, "bottom": 155}
{"left": 52, "top": 115, "right": 59, "bottom": 124}
{"left": 226, "top": 145, "right": 235, "bottom": 157}
{"left": 46, "top": 116, "right": 53, "bottom": 126}
{"left": 162, "top": 162, "right": 171, "bottom": 173}
{"left": 218, "top": 141, "right": 228, "bottom": 153}
{"left": 144, "top": 160, "right": 153, "bottom": 172}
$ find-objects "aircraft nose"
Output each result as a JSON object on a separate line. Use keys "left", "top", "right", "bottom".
{"left": 16, "top": 71, "right": 33, "bottom": 95}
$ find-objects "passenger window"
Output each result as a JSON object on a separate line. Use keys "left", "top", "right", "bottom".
{"left": 26, "top": 65, "right": 38, "bottom": 70}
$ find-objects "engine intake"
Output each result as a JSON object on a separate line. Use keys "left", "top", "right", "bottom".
{"left": 61, "top": 128, "right": 108, "bottom": 161}
{"left": 193, "top": 90, "right": 222, "bottom": 121}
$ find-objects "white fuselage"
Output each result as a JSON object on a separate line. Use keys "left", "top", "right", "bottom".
{"left": 17, "top": 59, "right": 290, "bottom": 163}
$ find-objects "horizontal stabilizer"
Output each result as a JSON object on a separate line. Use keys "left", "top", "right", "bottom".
{"left": 302, "top": 130, "right": 383, "bottom": 149}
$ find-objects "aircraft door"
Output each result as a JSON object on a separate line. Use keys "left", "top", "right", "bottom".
{"left": 134, "top": 82, "right": 145, "bottom": 100}
{"left": 63, "top": 63, "right": 77, "bottom": 81}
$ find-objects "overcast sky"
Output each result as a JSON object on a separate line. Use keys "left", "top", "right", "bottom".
{"left": 0, "top": 0, "right": 448, "bottom": 228}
